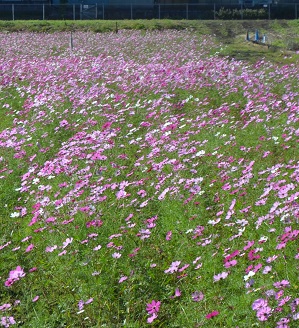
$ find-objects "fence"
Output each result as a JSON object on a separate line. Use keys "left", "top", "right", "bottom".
{"left": 0, "top": 3, "right": 298, "bottom": 20}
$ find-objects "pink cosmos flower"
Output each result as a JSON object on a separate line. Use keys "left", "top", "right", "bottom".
{"left": 91, "top": 152, "right": 107, "bottom": 160}
{"left": 278, "top": 296, "right": 291, "bottom": 307}
{"left": 158, "top": 187, "right": 170, "bottom": 200}
{"left": 62, "top": 238, "right": 73, "bottom": 249}
{"left": 275, "top": 290, "right": 284, "bottom": 300}
{"left": 192, "top": 291, "right": 204, "bottom": 302}
{"left": 214, "top": 271, "right": 229, "bottom": 281}
{"left": 256, "top": 306, "right": 272, "bottom": 321}
{"left": 266, "top": 255, "right": 278, "bottom": 263}
{"left": 1, "top": 316, "right": 16, "bottom": 327}
{"left": 25, "top": 244, "right": 34, "bottom": 253}
{"left": 252, "top": 298, "right": 268, "bottom": 311}
{"left": 243, "top": 240, "right": 255, "bottom": 251}
{"left": 45, "top": 245, "right": 57, "bottom": 252}
{"left": 276, "top": 317, "right": 290, "bottom": 328}
{"left": 293, "top": 312, "right": 299, "bottom": 320}
{"left": 178, "top": 264, "right": 190, "bottom": 272}
{"left": 264, "top": 290, "right": 275, "bottom": 298}
{"left": 112, "top": 252, "right": 122, "bottom": 259}
{"left": 116, "top": 190, "right": 128, "bottom": 199}
{"left": 59, "top": 119, "right": 68, "bottom": 127}
{"left": 137, "top": 189, "right": 147, "bottom": 198}
{"left": 164, "top": 261, "right": 181, "bottom": 274}
{"left": 170, "top": 288, "right": 181, "bottom": 299}
{"left": 146, "top": 300, "right": 161, "bottom": 314}
{"left": 93, "top": 245, "right": 102, "bottom": 251}
{"left": 273, "top": 280, "right": 290, "bottom": 288}
{"left": 78, "top": 300, "right": 84, "bottom": 311}
{"left": 102, "top": 121, "right": 112, "bottom": 130}
{"left": 9, "top": 266, "right": 25, "bottom": 280}
{"left": 262, "top": 266, "right": 272, "bottom": 274}
{"left": 0, "top": 304, "right": 11, "bottom": 311}
{"left": 137, "top": 229, "right": 151, "bottom": 240}
{"left": 4, "top": 266, "right": 25, "bottom": 287}
{"left": 290, "top": 298, "right": 299, "bottom": 312}
{"left": 224, "top": 260, "right": 237, "bottom": 268}
{"left": 32, "top": 296, "right": 39, "bottom": 302}
{"left": 147, "top": 313, "right": 157, "bottom": 324}
{"left": 165, "top": 231, "right": 172, "bottom": 241}
{"left": 118, "top": 276, "right": 128, "bottom": 283}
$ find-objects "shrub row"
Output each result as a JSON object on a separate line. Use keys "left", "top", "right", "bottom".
{"left": 215, "top": 8, "right": 268, "bottom": 20}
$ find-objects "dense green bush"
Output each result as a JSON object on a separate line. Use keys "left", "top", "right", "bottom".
{"left": 216, "top": 7, "right": 267, "bottom": 20}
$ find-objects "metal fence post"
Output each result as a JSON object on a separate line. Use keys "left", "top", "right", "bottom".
{"left": 80, "top": 4, "right": 82, "bottom": 20}
{"left": 241, "top": 3, "right": 243, "bottom": 20}
{"left": 186, "top": 4, "right": 188, "bottom": 20}
{"left": 95, "top": 3, "right": 97, "bottom": 19}
{"left": 213, "top": 3, "right": 216, "bottom": 20}
{"left": 43, "top": 4, "right": 45, "bottom": 20}
{"left": 73, "top": 4, "right": 75, "bottom": 20}
{"left": 70, "top": 31, "right": 73, "bottom": 50}
{"left": 131, "top": 3, "right": 133, "bottom": 19}
{"left": 295, "top": 4, "right": 298, "bottom": 20}
{"left": 102, "top": 4, "right": 104, "bottom": 20}
{"left": 268, "top": 4, "right": 270, "bottom": 20}
{"left": 158, "top": 4, "right": 160, "bottom": 19}
{"left": 12, "top": 4, "right": 14, "bottom": 20}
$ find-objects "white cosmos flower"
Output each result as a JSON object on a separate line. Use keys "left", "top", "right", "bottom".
{"left": 244, "top": 271, "right": 255, "bottom": 281}
{"left": 10, "top": 212, "right": 20, "bottom": 218}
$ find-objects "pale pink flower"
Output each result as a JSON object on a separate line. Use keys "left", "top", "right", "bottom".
{"left": 118, "top": 276, "right": 128, "bottom": 283}
{"left": 25, "top": 244, "right": 34, "bottom": 253}
{"left": 32, "top": 296, "right": 39, "bottom": 302}
{"left": 147, "top": 313, "right": 157, "bottom": 323}
{"left": 192, "top": 291, "right": 204, "bottom": 302}
{"left": 112, "top": 252, "right": 121, "bottom": 259}
{"left": 0, "top": 304, "right": 11, "bottom": 311}
{"left": 214, "top": 271, "right": 229, "bottom": 281}
{"left": 165, "top": 231, "right": 172, "bottom": 241}
{"left": 62, "top": 238, "right": 73, "bottom": 249}
{"left": 170, "top": 288, "right": 181, "bottom": 299}
{"left": 164, "top": 261, "right": 181, "bottom": 274}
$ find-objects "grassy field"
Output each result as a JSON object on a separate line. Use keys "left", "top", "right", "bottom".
{"left": 0, "top": 21, "right": 298, "bottom": 327}
{"left": 1, "top": 19, "right": 299, "bottom": 63}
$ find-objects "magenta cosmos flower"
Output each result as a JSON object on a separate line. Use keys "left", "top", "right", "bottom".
{"left": 146, "top": 300, "right": 161, "bottom": 314}
{"left": 206, "top": 311, "right": 219, "bottom": 319}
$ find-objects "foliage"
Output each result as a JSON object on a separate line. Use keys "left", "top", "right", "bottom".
{"left": 0, "top": 29, "right": 299, "bottom": 327}
{"left": 216, "top": 8, "right": 267, "bottom": 20}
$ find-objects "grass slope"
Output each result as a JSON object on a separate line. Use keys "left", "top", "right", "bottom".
{"left": 1, "top": 19, "right": 299, "bottom": 64}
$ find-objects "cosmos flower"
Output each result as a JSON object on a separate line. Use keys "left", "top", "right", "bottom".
{"left": 206, "top": 311, "right": 219, "bottom": 319}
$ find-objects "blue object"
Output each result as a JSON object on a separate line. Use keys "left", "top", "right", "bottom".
{"left": 246, "top": 31, "right": 250, "bottom": 41}
{"left": 255, "top": 30, "right": 259, "bottom": 42}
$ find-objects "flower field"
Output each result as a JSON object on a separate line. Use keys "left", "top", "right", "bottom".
{"left": 0, "top": 30, "right": 298, "bottom": 327}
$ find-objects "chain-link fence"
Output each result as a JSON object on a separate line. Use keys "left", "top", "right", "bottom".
{"left": 0, "top": 3, "right": 298, "bottom": 21}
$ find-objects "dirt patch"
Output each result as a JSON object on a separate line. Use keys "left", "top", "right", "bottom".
{"left": 241, "top": 20, "right": 271, "bottom": 31}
